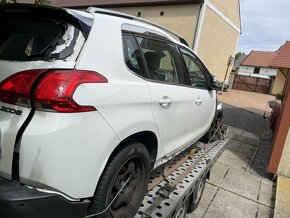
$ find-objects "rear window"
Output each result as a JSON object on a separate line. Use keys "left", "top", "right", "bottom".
{"left": 0, "top": 20, "right": 80, "bottom": 61}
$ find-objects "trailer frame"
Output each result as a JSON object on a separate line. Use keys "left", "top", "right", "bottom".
{"left": 135, "top": 138, "right": 229, "bottom": 218}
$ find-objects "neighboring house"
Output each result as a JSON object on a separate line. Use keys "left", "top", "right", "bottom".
{"left": 43, "top": 0, "right": 241, "bottom": 83}
{"left": 239, "top": 51, "right": 277, "bottom": 77}
{"left": 232, "top": 53, "right": 247, "bottom": 72}
{"left": 232, "top": 51, "right": 277, "bottom": 94}
{"left": 227, "top": 53, "right": 246, "bottom": 88}
{"left": 269, "top": 41, "right": 290, "bottom": 95}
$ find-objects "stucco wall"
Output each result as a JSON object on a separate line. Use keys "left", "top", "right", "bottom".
{"left": 197, "top": 7, "right": 239, "bottom": 82}
{"left": 239, "top": 66, "right": 277, "bottom": 76}
{"left": 109, "top": 5, "right": 200, "bottom": 47}
{"left": 260, "top": 67, "right": 277, "bottom": 76}
{"left": 271, "top": 69, "right": 286, "bottom": 95}
{"left": 278, "top": 127, "right": 290, "bottom": 177}
{"left": 239, "top": 66, "right": 255, "bottom": 74}
{"left": 209, "top": 0, "right": 241, "bottom": 28}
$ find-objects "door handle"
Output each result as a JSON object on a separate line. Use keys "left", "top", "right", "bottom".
{"left": 195, "top": 98, "right": 202, "bottom": 105}
{"left": 159, "top": 96, "right": 172, "bottom": 107}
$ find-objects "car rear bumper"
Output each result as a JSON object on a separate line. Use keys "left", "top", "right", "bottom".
{"left": 0, "top": 177, "right": 90, "bottom": 218}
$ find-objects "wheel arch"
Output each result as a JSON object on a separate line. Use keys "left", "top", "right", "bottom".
{"left": 114, "top": 131, "right": 158, "bottom": 169}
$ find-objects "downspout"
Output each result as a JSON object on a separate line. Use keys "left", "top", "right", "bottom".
{"left": 192, "top": 0, "right": 206, "bottom": 53}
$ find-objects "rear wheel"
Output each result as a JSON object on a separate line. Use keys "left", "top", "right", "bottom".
{"left": 88, "top": 142, "right": 151, "bottom": 218}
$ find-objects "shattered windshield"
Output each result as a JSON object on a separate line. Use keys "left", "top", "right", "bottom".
{"left": 0, "top": 20, "right": 79, "bottom": 61}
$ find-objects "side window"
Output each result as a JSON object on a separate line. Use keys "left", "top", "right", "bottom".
{"left": 123, "top": 34, "right": 148, "bottom": 78}
{"left": 136, "top": 37, "right": 186, "bottom": 85}
{"left": 180, "top": 49, "right": 208, "bottom": 89}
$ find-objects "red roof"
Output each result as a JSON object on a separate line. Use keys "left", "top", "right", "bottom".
{"left": 269, "top": 41, "right": 290, "bottom": 68}
{"left": 49, "top": 0, "right": 202, "bottom": 8}
{"left": 241, "top": 51, "right": 277, "bottom": 68}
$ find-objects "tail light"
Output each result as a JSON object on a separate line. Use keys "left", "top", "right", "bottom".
{"left": 0, "top": 70, "right": 45, "bottom": 107}
{"left": 0, "top": 69, "right": 108, "bottom": 112}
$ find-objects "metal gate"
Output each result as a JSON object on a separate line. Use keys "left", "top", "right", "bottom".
{"left": 232, "top": 75, "right": 272, "bottom": 94}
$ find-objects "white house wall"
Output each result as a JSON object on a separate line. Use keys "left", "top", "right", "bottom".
{"left": 239, "top": 66, "right": 254, "bottom": 74}
{"left": 259, "top": 67, "right": 277, "bottom": 76}
{"left": 239, "top": 66, "right": 277, "bottom": 76}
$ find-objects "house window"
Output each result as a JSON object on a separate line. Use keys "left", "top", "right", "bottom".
{"left": 254, "top": 67, "right": 260, "bottom": 74}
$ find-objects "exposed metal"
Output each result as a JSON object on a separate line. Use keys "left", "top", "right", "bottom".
{"left": 147, "top": 148, "right": 196, "bottom": 191}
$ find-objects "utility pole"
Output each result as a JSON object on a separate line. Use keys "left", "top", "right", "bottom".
{"left": 221, "top": 55, "right": 234, "bottom": 93}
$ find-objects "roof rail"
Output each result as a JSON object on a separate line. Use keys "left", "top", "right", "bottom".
{"left": 86, "top": 7, "right": 189, "bottom": 47}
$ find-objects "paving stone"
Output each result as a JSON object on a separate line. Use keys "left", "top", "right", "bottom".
{"left": 258, "top": 178, "right": 275, "bottom": 208}
{"left": 186, "top": 183, "right": 217, "bottom": 218}
{"left": 234, "top": 134, "right": 260, "bottom": 146}
{"left": 241, "top": 131, "right": 261, "bottom": 140}
{"left": 186, "top": 103, "right": 275, "bottom": 218}
{"left": 204, "top": 189, "right": 257, "bottom": 218}
{"left": 221, "top": 168, "right": 260, "bottom": 201}
{"left": 217, "top": 149, "right": 251, "bottom": 170}
{"left": 257, "top": 204, "right": 274, "bottom": 218}
{"left": 226, "top": 126, "right": 243, "bottom": 139}
{"left": 208, "top": 162, "right": 229, "bottom": 186}
{"left": 227, "top": 139, "right": 257, "bottom": 157}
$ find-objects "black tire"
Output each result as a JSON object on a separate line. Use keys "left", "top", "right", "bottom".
{"left": 174, "top": 199, "right": 189, "bottom": 218}
{"left": 187, "top": 177, "right": 206, "bottom": 213}
{"left": 88, "top": 142, "right": 151, "bottom": 218}
{"left": 201, "top": 123, "right": 215, "bottom": 143}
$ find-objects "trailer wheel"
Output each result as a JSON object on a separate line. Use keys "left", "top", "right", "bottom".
{"left": 88, "top": 142, "right": 150, "bottom": 218}
{"left": 187, "top": 177, "right": 206, "bottom": 213}
{"left": 174, "top": 199, "right": 189, "bottom": 218}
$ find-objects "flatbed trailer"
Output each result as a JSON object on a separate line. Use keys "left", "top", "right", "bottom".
{"left": 135, "top": 137, "right": 229, "bottom": 218}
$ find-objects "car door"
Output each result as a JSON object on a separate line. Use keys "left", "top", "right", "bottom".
{"left": 179, "top": 48, "right": 216, "bottom": 140}
{"left": 136, "top": 36, "right": 194, "bottom": 155}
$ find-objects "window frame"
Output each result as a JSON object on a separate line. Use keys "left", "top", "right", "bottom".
{"left": 122, "top": 32, "right": 150, "bottom": 79}
{"left": 178, "top": 46, "right": 213, "bottom": 90}
{"left": 122, "top": 31, "right": 212, "bottom": 89}
{"left": 133, "top": 33, "right": 188, "bottom": 87}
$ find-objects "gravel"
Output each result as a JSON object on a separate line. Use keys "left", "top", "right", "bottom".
{"left": 248, "top": 137, "right": 273, "bottom": 179}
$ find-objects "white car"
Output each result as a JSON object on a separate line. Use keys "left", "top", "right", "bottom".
{"left": 0, "top": 4, "right": 219, "bottom": 218}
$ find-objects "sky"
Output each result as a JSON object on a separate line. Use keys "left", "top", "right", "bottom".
{"left": 237, "top": 0, "right": 290, "bottom": 54}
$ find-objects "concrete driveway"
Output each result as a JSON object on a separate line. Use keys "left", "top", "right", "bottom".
{"left": 187, "top": 100, "right": 275, "bottom": 218}
{"left": 218, "top": 89, "right": 275, "bottom": 116}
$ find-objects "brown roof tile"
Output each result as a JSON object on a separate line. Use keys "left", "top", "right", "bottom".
{"left": 240, "top": 50, "right": 277, "bottom": 68}
{"left": 269, "top": 41, "right": 290, "bottom": 69}
{"left": 49, "top": 0, "right": 202, "bottom": 8}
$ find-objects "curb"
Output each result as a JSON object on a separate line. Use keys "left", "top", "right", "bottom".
{"left": 274, "top": 175, "right": 290, "bottom": 218}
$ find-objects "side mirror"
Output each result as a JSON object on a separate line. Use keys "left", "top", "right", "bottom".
{"left": 209, "top": 76, "right": 221, "bottom": 90}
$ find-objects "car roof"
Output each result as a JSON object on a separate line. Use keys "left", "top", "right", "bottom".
{"left": 86, "top": 7, "right": 190, "bottom": 48}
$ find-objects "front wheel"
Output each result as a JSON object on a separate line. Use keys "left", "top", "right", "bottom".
{"left": 88, "top": 142, "right": 151, "bottom": 218}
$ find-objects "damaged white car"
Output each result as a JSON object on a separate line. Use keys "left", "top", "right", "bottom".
{"left": 0, "top": 4, "right": 221, "bottom": 218}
